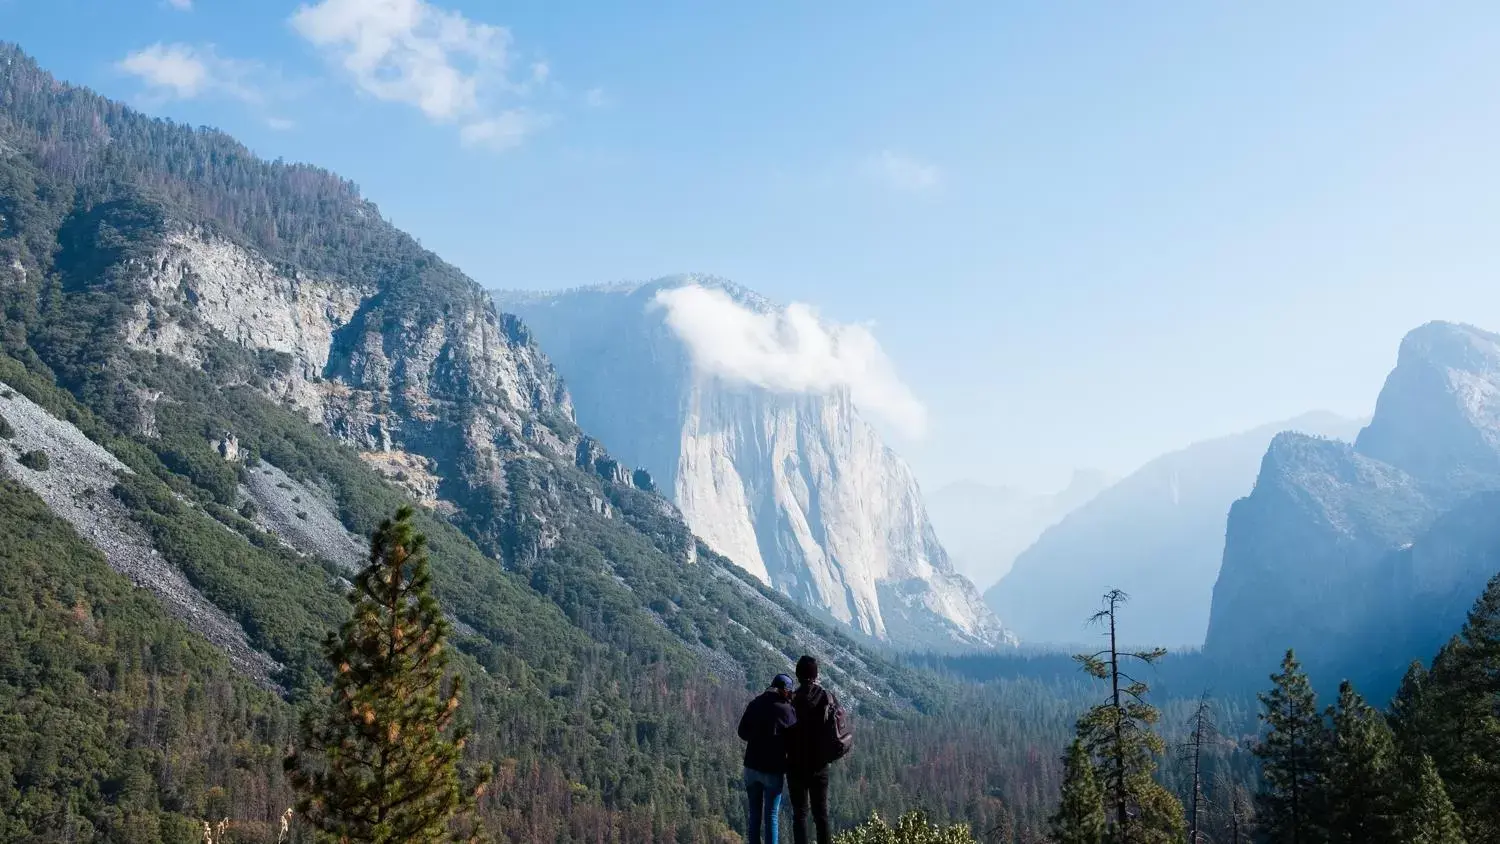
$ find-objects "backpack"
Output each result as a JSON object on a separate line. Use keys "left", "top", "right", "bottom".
{"left": 822, "top": 691, "right": 853, "bottom": 763}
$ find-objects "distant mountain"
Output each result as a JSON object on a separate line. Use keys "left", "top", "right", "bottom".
{"left": 986, "top": 412, "right": 1363, "bottom": 648}
{"left": 495, "top": 279, "right": 1014, "bottom": 650}
{"left": 1206, "top": 322, "right": 1500, "bottom": 678}
{"left": 927, "top": 470, "right": 1109, "bottom": 591}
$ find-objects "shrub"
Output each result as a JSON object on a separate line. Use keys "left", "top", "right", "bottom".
{"left": 835, "top": 811, "right": 977, "bottom": 844}
{"left": 0, "top": 413, "right": 13, "bottom": 438}
{"left": 19, "top": 449, "right": 49, "bottom": 471}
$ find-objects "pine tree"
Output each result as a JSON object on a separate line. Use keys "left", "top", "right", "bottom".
{"left": 1051, "top": 739, "right": 1106, "bottom": 844}
{"left": 1074, "top": 589, "right": 1185, "bottom": 844}
{"left": 1323, "top": 681, "right": 1399, "bottom": 844}
{"left": 1398, "top": 755, "right": 1467, "bottom": 844}
{"left": 1400, "top": 575, "right": 1500, "bottom": 842}
{"left": 1252, "top": 650, "right": 1328, "bottom": 844}
{"left": 1388, "top": 660, "right": 1429, "bottom": 758}
{"left": 285, "top": 506, "right": 482, "bottom": 843}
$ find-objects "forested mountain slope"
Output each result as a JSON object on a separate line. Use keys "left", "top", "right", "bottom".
{"left": 0, "top": 43, "right": 1087, "bottom": 841}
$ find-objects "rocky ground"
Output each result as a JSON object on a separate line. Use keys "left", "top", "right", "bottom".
{"left": 0, "top": 383, "right": 281, "bottom": 685}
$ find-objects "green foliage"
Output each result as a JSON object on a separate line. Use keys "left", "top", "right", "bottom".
{"left": 0, "top": 479, "right": 294, "bottom": 842}
{"left": 1388, "top": 574, "right": 1500, "bottom": 843}
{"left": 833, "top": 810, "right": 977, "bottom": 844}
{"left": 1253, "top": 650, "right": 1329, "bottom": 844}
{"left": 287, "top": 507, "right": 481, "bottom": 843}
{"left": 17, "top": 447, "right": 48, "bottom": 470}
{"left": 1071, "top": 590, "right": 1184, "bottom": 843}
{"left": 1050, "top": 740, "right": 1106, "bottom": 844}
{"left": 1399, "top": 755, "right": 1467, "bottom": 844}
{"left": 112, "top": 470, "right": 346, "bottom": 677}
{"left": 1323, "top": 681, "right": 1400, "bottom": 844}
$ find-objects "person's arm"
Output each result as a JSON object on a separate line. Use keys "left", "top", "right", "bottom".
{"left": 737, "top": 700, "right": 755, "bottom": 742}
{"left": 780, "top": 701, "right": 797, "bottom": 731}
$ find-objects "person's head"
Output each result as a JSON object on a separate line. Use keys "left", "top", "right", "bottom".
{"left": 770, "top": 673, "right": 795, "bottom": 700}
{"left": 796, "top": 655, "right": 819, "bottom": 685}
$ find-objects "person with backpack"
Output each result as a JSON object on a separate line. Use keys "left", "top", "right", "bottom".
{"left": 738, "top": 673, "right": 798, "bottom": 844}
{"left": 786, "top": 655, "right": 851, "bottom": 844}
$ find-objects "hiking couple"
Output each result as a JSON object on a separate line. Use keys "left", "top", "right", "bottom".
{"left": 737, "top": 655, "right": 852, "bottom": 844}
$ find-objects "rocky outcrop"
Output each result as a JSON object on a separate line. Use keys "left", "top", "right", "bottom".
{"left": 1205, "top": 433, "right": 1434, "bottom": 667}
{"left": 118, "top": 228, "right": 584, "bottom": 557}
{"left": 1205, "top": 322, "right": 1500, "bottom": 674}
{"left": 496, "top": 278, "right": 1013, "bottom": 650}
{"left": 1355, "top": 322, "right": 1500, "bottom": 492}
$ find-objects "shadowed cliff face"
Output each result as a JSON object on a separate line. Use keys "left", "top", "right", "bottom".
{"left": 497, "top": 278, "right": 1015, "bottom": 650}
{"left": 1206, "top": 322, "right": 1500, "bottom": 678}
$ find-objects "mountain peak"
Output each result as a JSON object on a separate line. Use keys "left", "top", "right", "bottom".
{"left": 1355, "top": 321, "right": 1500, "bottom": 489}
{"left": 1396, "top": 321, "right": 1500, "bottom": 373}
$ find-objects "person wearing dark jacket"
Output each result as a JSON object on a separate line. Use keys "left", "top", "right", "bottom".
{"left": 787, "top": 656, "right": 834, "bottom": 844}
{"left": 738, "top": 673, "right": 797, "bottom": 844}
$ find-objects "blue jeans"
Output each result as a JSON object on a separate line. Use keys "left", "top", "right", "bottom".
{"left": 744, "top": 767, "right": 785, "bottom": 844}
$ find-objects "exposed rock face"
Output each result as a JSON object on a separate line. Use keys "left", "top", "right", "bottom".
{"left": 124, "top": 229, "right": 369, "bottom": 417}
{"left": 496, "top": 279, "right": 1013, "bottom": 650}
{"left": 1205, "top": 322, "right": 1500, "bottom": 675}
{"left": 988, "top": 413, "right": 1361, "bottom": 648}
{"left": 119, "top": 227, "right": 581, "bottom": 555}
{"left": 1355, "top": 322, "right": 1500, "bottom": 491}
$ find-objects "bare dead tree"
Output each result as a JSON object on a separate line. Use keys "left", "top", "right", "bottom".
{"left": 1177, "top": 694, "right": 1218, "bottom": 843}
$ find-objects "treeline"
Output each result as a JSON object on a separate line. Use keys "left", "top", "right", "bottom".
{"left": 1251, "top": 572, "right": 1500, "bottom": 844}
{"left": 1045, "top": 575, "right": 1500, "bottom": 844}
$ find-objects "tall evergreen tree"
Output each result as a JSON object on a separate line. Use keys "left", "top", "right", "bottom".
{"left": 1397, "top": 755, "right": 1467, "bottom": 844}
{"left": 1399, "top": 575, "right": 1500, "bottom": 842}
{"left": 1074, "top": 590, "right": 1185, "bottom": 844}
{"left": 1252, "top": 650, "right": 1328, "bottom": 844}
{"left": 1323, "top": 681, "right": 1399, "bottom": 844}
{"left": 1051, "top": 739, "right": 1106, "bottom": 844}
{"left": 1387, "top": 660, "right": 1429, "bottom": 758}
{"left": 285, "top": 506, "right": 481, "bottom": 843}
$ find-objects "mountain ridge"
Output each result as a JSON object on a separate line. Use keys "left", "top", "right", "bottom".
{"left": 1205, "top": 321, "right": 1500, "bottom": 676}
{"left": 987, "top": 411, "right": 1363, "bottom": 647}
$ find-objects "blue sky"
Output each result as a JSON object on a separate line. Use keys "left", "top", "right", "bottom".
{"left": 4, "top": 1, "right": 1500, "bottom": 492}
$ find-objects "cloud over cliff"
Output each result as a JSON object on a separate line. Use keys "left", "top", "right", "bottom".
{"left": 652, "top": 284, "right": 928, "bottom": 438}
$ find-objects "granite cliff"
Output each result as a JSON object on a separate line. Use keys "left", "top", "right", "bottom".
{"left": 496, "top": 279, "right": 1014, "bottom": 650}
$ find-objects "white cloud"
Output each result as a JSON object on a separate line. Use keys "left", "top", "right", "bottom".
{"left": 865, "top": 150, "right": 941, "bottom": 193}
{"left": 583, "top": 86, "right": 609, "bottom": 108}
{"left": 290, "top": 0, "right": 551, "bottom": 151}
{"left": 460, "top": 109, "right": 549, "bottom": 152}
{"left": 653, "top": 284, "right": 928, "bottom": 439}
{"left": 165, "top": 0, "right": 192, "bottom": 10}
{"left": 292, "top": 0, "right": 506, "bottom": 120}
{"left": 265, "top": 116, "right": 296, "bottom": 131}
{"left": 118, "top": 43, "right": 262, "bottom": 103}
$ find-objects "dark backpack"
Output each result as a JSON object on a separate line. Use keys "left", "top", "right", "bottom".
{"left": 823, "top": 691, "right": 853, "bottom": 763}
